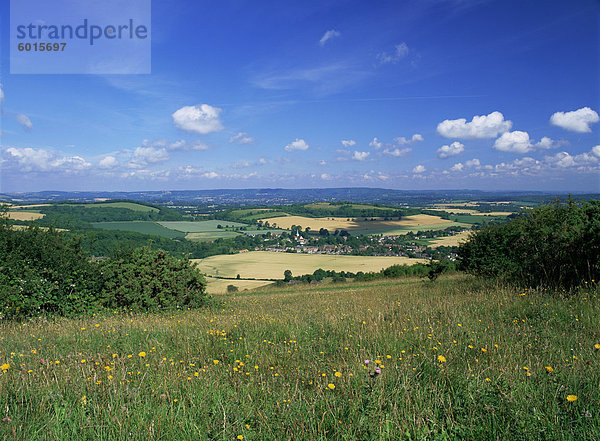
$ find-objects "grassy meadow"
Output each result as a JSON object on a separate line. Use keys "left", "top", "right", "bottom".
{"left": 0, "top": 275, "right": 598, "bottom": 440}
{"left": 91, "top": 222, "right": 186, "bottom": 239}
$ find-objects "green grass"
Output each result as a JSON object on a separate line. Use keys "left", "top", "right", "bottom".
{"left": 92, "top": 221, "right": 185, "bottom": 239}
{"left": 84, "top": 202, "right": 159, "bottom": 212}
{"left": 0, "top": 276, "right": 598, "bottom": 440}
{"left": 185, "top": 231, "right": 242, "bottom": 241}
{"left": 158, "top": 220, "right": 248, "bottom": 232}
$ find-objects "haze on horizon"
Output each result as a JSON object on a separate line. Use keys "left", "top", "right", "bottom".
{"left": 1, "top": 0, "right": 599, "bottom": 193}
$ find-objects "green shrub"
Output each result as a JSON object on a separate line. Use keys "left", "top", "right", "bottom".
{"left": 458, "top": 198, "right": 600, "bottom": 289}
{"left": 98, "top": 246, "right": 207, "bottom": 311}
{"left": 0, "top": 219, "right": 102, "bottom": 318}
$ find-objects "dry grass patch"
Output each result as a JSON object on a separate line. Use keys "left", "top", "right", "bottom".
{"left": 193, "top": 251, "right": 428, "bottom": 279}
{"left": 259, "top": 214, "right": 452, "bottom": 232}
{"left": 428, "top": 230, "right": 473, "bottom": 248}
{"left": 4, "top": 211, "right": 45, "bottom": 221}
{"left": 204, "top": 277, "right": 273, "bottom": 294}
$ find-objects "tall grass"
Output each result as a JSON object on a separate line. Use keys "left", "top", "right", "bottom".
{"left": 0, "top": 275, "right": 598, "bottom": 440}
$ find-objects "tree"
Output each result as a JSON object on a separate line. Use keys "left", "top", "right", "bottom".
{"left": 284, "top": 269, "right": 293, "bottom": 282}
{"left": 227, "top": 285, "right": 238, "bottom": 293}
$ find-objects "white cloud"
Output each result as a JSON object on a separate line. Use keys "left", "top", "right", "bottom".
{"left": 319, "top": 30, "right": 341, "bottom": 46}
{"left": 319, "top": 160, "right": 327, "bottom": 165}
{"left": 382, "top": 147, "right": 411, "bottom": 157}
{"left": 395, "top": 134, "right": 424, "bottom": 145}
{"left": 592, "top": 145, "right": 600, "bottom": 157}
{"left": 284, "top": 138, "right": 309, "bottom": 152}
{"left": 465, "top": 158, "right": 480, "bottom": 168}
{"left": 229, "top": 132, "right": 254, "bottom": 144}
{"left": 352, "top": 151, "right": 370, "bottom": 161}
{"left": 2, "top": 147, "right": 90, "bottom": 173}
{"left": 168, "top": 140, "right": 209, "bottom": 151}
{"left": 535, "top": 136, "right": 567, "bottom": 150}
{"left": 98, "top": 155, "right": 119, "bottom": 169}
{"left": 320, "top": 173, "right": 331, "bottom": 180}
{"left": 369, "top": 137, "right": 383, "bottom": 149}
{"left": 450, "top": 163, "right": 464, "bottom": 172}
{"left": 341, "top": 139, "right": 356, "bottom": 148}
{"left": 437, "top": 141, "right": 465, "bottom": 159}
{"left": 377, "top": 42, "right": 409, "bottom": 64}
{"left": 550, "top": 107, "right": 599, "bottom": 133}
{"left": 0, "top": 84, "right": 4, "bottom": 103}
{"left": 202, "top": 171, "right": 219, "bottom": 179}
{"left": 437, "top": 111, "right": 512, "bottom": 139}
{"left": 15, "top": 114, "right": 33, "bottom": 130}
{"left": 129, "top": 146, "right": 169, "bottom": 167}
{"left": 172, "top": 104, "right": 223, "bottom": 134}
{"left": 493, "top": 131, "right": 533, "bottom": 154}
{"left": 413, "top": 164, "right": 426, "bottom": 173}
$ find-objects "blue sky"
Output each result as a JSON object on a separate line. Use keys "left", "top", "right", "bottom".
{"left": 1, "top": 0, "right": 599, "bottom": 192}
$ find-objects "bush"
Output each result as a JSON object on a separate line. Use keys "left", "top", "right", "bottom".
{"left": 0, "top": 217, "right": 102, "bottom": 318}
{"left": 98, "top": 246, "right": 207, "bottom": 311}
{"left": 458, "top": 198, "right": 600, "bottom": 289}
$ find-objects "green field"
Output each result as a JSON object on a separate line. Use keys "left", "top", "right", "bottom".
{"left": 185, "top": 231, "right": 242, "bottom": 241}
{"left": 0, "top": 276, "right": 597, "bottom": 440}
{"left": 84, "top": 202, "right": 159, "bottom": 212}
{"left": 193, "top": 251, "right": 428, "bottom": 279}
{"left": 158, "top": 220, "right": 248, "bottom": 232}
{"left": 92, "top": 221, "right": 185, "bottom": 239}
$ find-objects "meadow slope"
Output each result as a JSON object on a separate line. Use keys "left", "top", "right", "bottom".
{"left": 0, "top": 275, "right": 598, "bottom": 440}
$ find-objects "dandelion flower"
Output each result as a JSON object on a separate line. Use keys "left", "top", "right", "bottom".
{"left": 237, "top": 436, "right": 244, "bottom": 440}
{"left": 138, "top": 352, "right": 146, "bottom": 358}
{"left": 545, "top": 366, "right": 554, "bottom": 373}
{"left": 334, "top": 372, "right": 342, "bottom": 377}
{"left": 567, "top": 395, "right": 578, "bottom": 402}
{"left": 594, "top": 344, "right": 600, "bottom": 350}
{"left": 485, "top": 378, "right": 491, "bottom": 382}
{"left": 327, "top": 383, "right": 335, "bottom": 390}
{"left": 213, "top": 360, "right": 220, "bottom": 365}
{"left": 437, "top": 355, "right": 447, "bottom": 363}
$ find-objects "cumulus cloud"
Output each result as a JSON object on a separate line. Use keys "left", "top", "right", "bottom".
{"left": 377, "top": 42, "right": 409, "bottom": 64}
{"left": 413, "top": 164, "right": 426, "bottom": 173}
{"left": 535, "top": 136, "right": 567, "bottom": 150}
{"left": 202, "top": 171, "right": 219, "bottom": 179}
{"left": 0, "top": 84, "right": 4, "bottom": 103}
{"left": 493, "top": 131, "right": 533, "bottom": 154}
{"left": 2, "top": 147, "right": 90, "bottom": 173}
{"left": 395, "top": 134, "right": 424, "bottom": 145}
{"left": 320, "top": 173, "right": 331, "bottom": 180}
{"left": 592, "top": 145, "right": 600, "bottom": 157}
{"left": 284, "top": 138, "right": 309, "bottom": 152}
{"left": 369, "top": 137, "right": 383, "bottom": 149}
{"left": 382, "top": 147, "right": 411, "bottom": 157}
{"left": 340, "top": 139, "right": 356, "bottom": 148}
{"left": 465, "top": 158, "right": 481, "bottom": 168}
{"left": 545, "top": 151, "right": 598, "bottom": 168}
{"left": 352, "top": 151, "right": 370, "bottom": 161}
{"left": 98, "top": 155, "right": 119, "bottom": 169}
{"left": 319, "top": 30, "right": 341, "bottom": 46}
{"left": 229, "top": 132, "right": 254, "bottom": 144}
{"left": 129, "top": 146, "right": 169, "bottom": 167}
{"left": 550, "top": 107, "right": 599, "bottom": 133}
{"left": 437, "top": 141, "right": 465, "bottom": 159}
{"left": 437, "top": 111, "right": 512, "bottom": 139}
{"left": 450, "top": 163, "right": 464, "bottom": 172}
{"left": 15, "top": 114, "right": 33, "bottom": 130}
{"left": 172, "top": 104, "right": 223, "bottom": 134}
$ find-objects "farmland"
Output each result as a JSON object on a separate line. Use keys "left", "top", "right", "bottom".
{"left": 257, "top": 214, "right": 460, "bottom": 235}
{"left": 0, "top": 275, "right": 597, "bottom": 440}
{"left": 83, "top": 202, "right": 159, "bottom": 212}
{"left": 193, "top": 251, "right": 428, "bottom": 280}
{"left": 428, "top": 230, "right": 473, "bottom": 248}
{"left": 5, "top": 211, "right": 45, "bottom": 221}
{"left": 91, "top": 221, "right": 186, "bottom": 239}
{"left": 158, "top": 220, "right": 248, "bottom": 232}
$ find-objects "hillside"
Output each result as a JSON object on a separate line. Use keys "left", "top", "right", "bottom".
{"left": 0, "top": 275, "right": 597, "bottom": 440}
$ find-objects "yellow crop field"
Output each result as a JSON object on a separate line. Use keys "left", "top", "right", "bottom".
{"left": 258, "top": 214, "right": 452, "bottom": 232}
{"left": 431, "top": 207, "right": 513, "bottom": 216}
{"left": 193, "top": 251, "right": 428, "bottom": 280}
{"left": 428, "top": 230, "right": 473, "bottom": 248}
{"left": 10, "top": 204, "right": 50, "bottom": 209}
{"left": 203, "top": 277, "right": 273, "bottom": 294}
{"left": 5, "top": 212, "right": 45, "bottom": 221}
